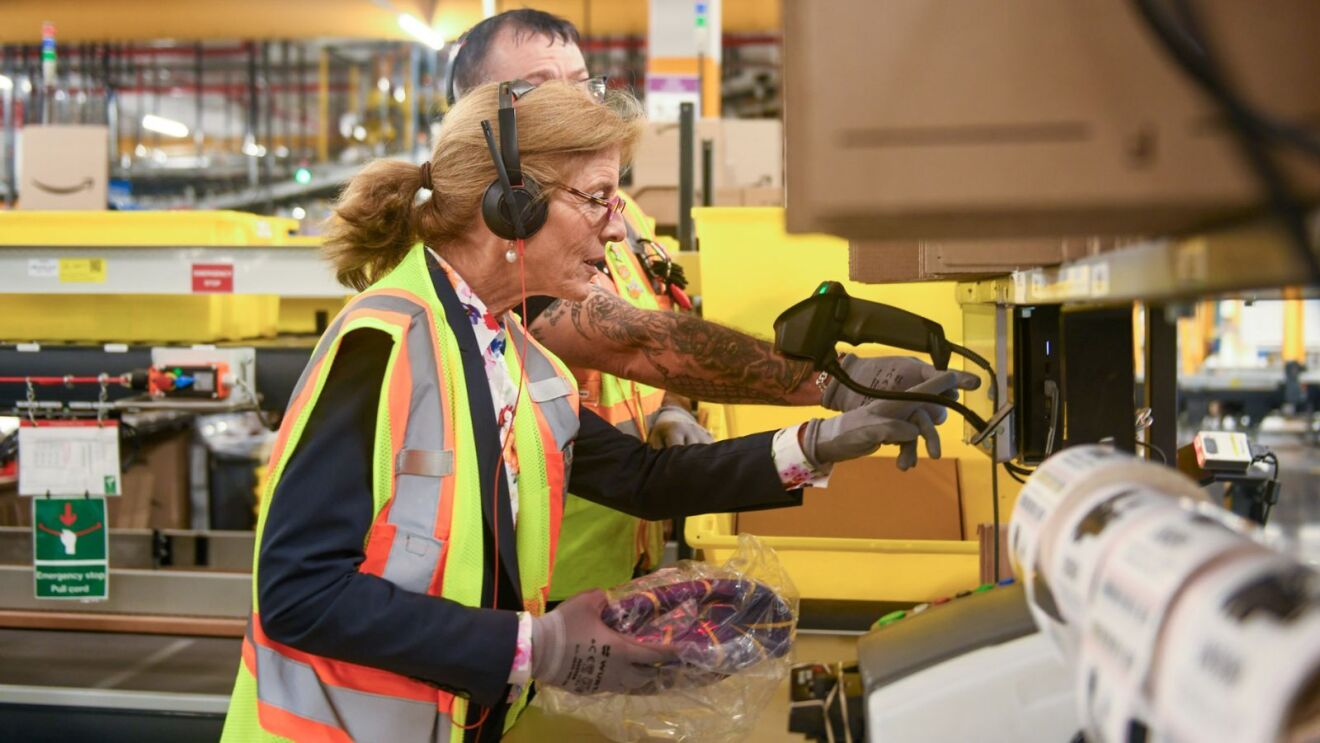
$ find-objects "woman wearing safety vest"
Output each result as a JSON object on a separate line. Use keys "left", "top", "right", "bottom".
{"left": 221, "top": 79, "right": 959, "bottom": 742}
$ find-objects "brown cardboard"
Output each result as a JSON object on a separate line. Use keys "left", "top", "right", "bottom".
{"left": 629, "top": 119, "right": 782, "bottom": 194}
{"left": 784, "top": 0, "right": 1320, "bottom": 241}
{"left": 18, "top": 125, "right": 109, "bottom": 210}
{"left": 737, "top": 456, "right": 962, "bottom": 541}
{"left": 0, "top": 429, "right": 188, "bottom": 529}
{"left": 631, "top": 184, "right": 784, "bottom": 228}
{"left": 848, "top": 237, "right": 1115, "bottom": 283}
{"left": 978, "top": 523, "right": 1015, "bottom": 584}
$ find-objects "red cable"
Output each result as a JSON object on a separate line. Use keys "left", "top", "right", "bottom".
{"left": 459, "top": 238, "right": 531, "bottom": 735}
{"left": 0, "top": 375, "right": 129, "bottom": 385}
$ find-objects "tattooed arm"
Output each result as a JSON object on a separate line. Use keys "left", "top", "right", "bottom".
{"left": 529, "top": 285, "right": 822, "bottom": 406}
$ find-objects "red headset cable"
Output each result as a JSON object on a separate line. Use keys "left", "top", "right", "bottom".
{"left": 459, "top": 237, "right": 530, "bottom": 735}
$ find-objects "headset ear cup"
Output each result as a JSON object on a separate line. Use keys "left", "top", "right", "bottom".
{"left": 517, "top": 177, "right": 549, "bottom": 237}
{"left": 482, "top": 180, "right": 517, "bottom": 240}
{"left": 480, "top": 179, "right": 549, "bottom": 241}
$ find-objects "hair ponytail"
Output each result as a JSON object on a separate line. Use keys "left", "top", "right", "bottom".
{"left": 323, "top": 159, "right": 428, "bottom": 291}
{"left": 324, "top": 80, "right": 644, "bottom": 292}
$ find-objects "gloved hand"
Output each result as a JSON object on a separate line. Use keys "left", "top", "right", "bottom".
{"left": 647, "top": 405, "right": 714, "bottom": 448}
{"left": 822, "top": 354, "right": 981, "bottom": 413}
{"left": 532, "top": 589, "right": 682, "bottom": 696}
{"left": 802, "top": 372, "right": 960, "bottom": 471}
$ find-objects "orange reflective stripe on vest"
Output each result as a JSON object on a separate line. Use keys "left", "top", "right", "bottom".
{"left": 352, "top": 291, "right": 455, "bottom": 594}
{"left": 243, "top": 620, "right": 450, "bottom": 742}
{"left": 226, "top": 243, "right": 580, "bottom": 742}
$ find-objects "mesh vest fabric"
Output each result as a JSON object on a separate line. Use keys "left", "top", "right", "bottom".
{"left": 222, "top": 244, "right": 578, "bottom": 742}
{"left": 549, "top": 193, "right": 676, "bottom": 601}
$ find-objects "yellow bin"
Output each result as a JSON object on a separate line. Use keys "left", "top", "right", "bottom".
{"left": 0, "top": 211, "right": 296, "bottom": 343}
{"left": 686, "top": 207, "right": 1018, "bottom": 603}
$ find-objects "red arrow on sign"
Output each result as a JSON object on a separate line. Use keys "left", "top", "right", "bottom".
{"left": 59, "top": 503, "right": 77, "bottom": 527}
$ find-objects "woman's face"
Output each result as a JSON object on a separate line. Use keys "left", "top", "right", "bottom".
{"left": 522, "top": 146, "right": 626, "bottom": 302}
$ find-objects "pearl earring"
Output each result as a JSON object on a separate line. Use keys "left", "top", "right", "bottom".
{"left": 505, "top": 244, "right": 518, "bottom": 263}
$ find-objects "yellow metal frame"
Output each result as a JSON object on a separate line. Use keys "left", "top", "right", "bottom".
{"left": 687, "top": 207, "right": 1011, "bottom": 603}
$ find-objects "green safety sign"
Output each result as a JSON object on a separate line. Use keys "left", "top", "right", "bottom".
{"left": 32, "top": 498, "right": 109, "bottom": 600}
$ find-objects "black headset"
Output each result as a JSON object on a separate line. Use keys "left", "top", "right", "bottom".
{"left": 479, "top": 81, "right": 549, "bottom": 241}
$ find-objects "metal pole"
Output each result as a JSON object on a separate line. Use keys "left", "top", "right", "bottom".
{"left": 281, "top": 39, "right": 291, "bottom": 161}
{"left": 406, "top": 43, "right": 419, "bottom": 160}
{"left": 262, "top": 41, "right": 273, "bottom": 190}
{"left": 246, "top": 42, "right": 259, "bottom": 188}
{"left": 1143, "top": 303, "right": 1179, "bottom": 466}
{"left": 700, "top": 138, "right": 713, "bottom": 207}
{"left": 678, "top": 101, "right": 695, "bottom": 252}
{"left": 297, "top": 43, "right": 308, "bottom": 160}
{"left": 104, "top": 44, "right": 118, "bottom": 169}
{"left": 194, "top": 42, "right": 204, "bottom": 159}
{"left": 2, "top": 75, "right": 13, "bottom": 207}
{"left": 317, "top": 47, "right": 329, "bottom": 162}
{"left": 376, "top": 54, "right": 388, "bottom": 156}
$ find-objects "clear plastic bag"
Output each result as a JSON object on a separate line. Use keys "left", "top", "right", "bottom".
{"left": 534, "top": 533, "right": 799, "bottom": 742}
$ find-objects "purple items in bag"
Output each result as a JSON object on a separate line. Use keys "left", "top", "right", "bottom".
{"left": 601, "top": 576, "right": 795, "bottom": 674}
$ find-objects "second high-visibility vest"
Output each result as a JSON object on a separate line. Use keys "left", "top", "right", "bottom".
{"left": 221, "top": 243, "right": 579, "bottom": 742}
{"left": 549, "top": 193, "right": 677, "bottom": 601}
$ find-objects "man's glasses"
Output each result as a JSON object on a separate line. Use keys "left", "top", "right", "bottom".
{"left": 509, "top": 76, "right": 608, "bottom": 104}
{"left": 577, "top": 76, "right": 607, "bottom": 104}
{"left": 552, "top": 182, "right": 624, "bottom": 221}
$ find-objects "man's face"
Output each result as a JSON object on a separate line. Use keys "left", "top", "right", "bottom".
{"left": 478, "top": 27, "right": 589, "bottom": 87}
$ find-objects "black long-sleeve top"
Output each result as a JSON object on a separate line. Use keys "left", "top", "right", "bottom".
{"left": 256, "top": 259, "right": 801, "bottom": 738}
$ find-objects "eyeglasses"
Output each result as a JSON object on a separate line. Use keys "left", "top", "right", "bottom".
{"left": 577, "top": 76, "right": 608, "bottom": 104}
{"left": 508, "top": 76, "right": 608, "bottom": 104}
{"left": 552, "top": 182, "right": 625, "bottom": 221}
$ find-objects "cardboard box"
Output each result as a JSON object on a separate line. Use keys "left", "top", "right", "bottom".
{"left": 736, "top": 456, "right": 962, "bottom": 541}
{"left": 629, "top": 118, "right": 782, "bottom": 193}
{"left": 631, "top": 184, "right": 784, "bottom": 228}
{"left": 18, "top": 125, "right": 109, "bottom": 210}
{"left": 784, "top": 0, "right": 1320, "bottom": 241}
{"left": 978, "top": 523, "right": 1014, "bottom": 584}
{"left": 848, "top": 236, "right": 1115, "bottom": 283}
{"left": 0, "top": 428, "right": 189, "bottom": 530}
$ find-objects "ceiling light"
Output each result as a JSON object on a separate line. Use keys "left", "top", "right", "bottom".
{"left": 291, "top": 206, "right": 306, "bottom": 220}
{"left": 353, "top": 125, "right": 367, "bottom": 142}
{"left": 242, "top": 141, "right": 267, "bottom": 157}
{"left": 398, "top": 13, "right": 446, "bottom": 50}
{"left": 393, "top": 87, "right": 406, "bottom": 103}
{"left": 142, "top": 114, "right": 190, "bottom": 139}
{"left": 0, "top": 75, "right": 11, "bottom": 91}
{"left": 134, "top": 143, "right": 148, "bottom": 157}
{"left": 377, "top": 77, "right": 391, "bottom": 92}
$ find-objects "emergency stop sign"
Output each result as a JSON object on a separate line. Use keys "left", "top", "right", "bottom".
{"left": 192, "top": 263, "right": 234, "bottom": 293}
{"left": 33, "top": 498, "right": 109, "bottom": 600}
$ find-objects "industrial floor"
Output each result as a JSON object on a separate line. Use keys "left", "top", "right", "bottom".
{"left": 0, "top": 628, "right": 856, "bottom": 741}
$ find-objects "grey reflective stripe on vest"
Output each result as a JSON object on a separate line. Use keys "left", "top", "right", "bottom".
{"left": 251, "top": 634, "right": 449, "bottom": 742}
{"left": 286, "top": 312, "right": 350, "bottom": 410}
{"left": 344, "top": 293, "right": 452, "bottom": 594}
{"left": 506, "top": 320, "right": 580, "bottom": 450}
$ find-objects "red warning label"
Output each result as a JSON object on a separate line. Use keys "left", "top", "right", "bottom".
{"left": 191, "top": 263, "right": 234, "bottom": 293}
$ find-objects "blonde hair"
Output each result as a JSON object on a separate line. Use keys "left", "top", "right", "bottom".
{"left": 324, "top": 81, "right": 645, "bottom": 290}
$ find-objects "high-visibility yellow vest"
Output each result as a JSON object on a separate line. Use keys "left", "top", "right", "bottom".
{"left": 221, "top": 243, "right": 579, "bottom": 742}
{"left": 549, "top": 193, "right": 678, "bottom": 601}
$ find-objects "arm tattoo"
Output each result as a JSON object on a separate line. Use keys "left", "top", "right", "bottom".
{"left": 573, "top": 286, "right": 816, "bottom": 405}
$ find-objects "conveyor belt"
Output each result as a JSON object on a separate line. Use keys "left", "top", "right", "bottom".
{"left": 0, "top": 630, "right": 858, "bottom": 742}
{"left": 0, "top": 629, "right": 236, "bottom": 741}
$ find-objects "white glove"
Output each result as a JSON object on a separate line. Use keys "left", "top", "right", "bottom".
{"left": 802, "top": 372, "right": 959, "bottom": 471}
{"left": 648, "top": 405, "right": 714, "bottom": 448}
{"left": 822, "top": 354, "right": 981, "bottom": 414}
